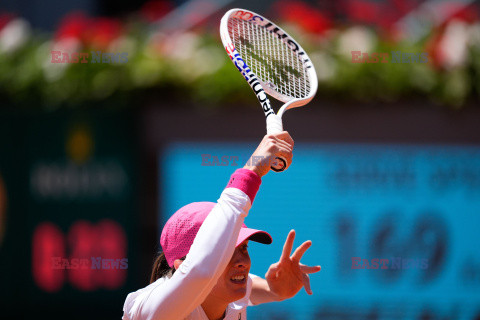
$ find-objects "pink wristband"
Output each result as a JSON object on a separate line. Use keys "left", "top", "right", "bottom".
{"left": 226, "top": 169, "right": 262, "bottom": 203}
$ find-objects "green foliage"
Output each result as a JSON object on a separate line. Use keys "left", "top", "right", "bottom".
{"left": 1, "top": 18, "right": 479, "bottom": 109}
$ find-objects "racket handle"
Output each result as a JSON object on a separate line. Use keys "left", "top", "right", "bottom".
{"left": 266, "top": 114, "right": 287, "bottom": 172}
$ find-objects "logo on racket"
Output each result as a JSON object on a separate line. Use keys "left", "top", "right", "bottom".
{"left": 239, "top": 37, "right": 302, "bottom": 85}
{"left": 266, "top": 82, "right": 277, "bottom": 90}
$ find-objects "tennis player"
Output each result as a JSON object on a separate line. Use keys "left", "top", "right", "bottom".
{"left": 122, "top": 132, "right": 321, "bottom": 320}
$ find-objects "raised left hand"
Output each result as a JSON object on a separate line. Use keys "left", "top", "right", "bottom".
{"left": 264, "top": 230, "right": 321, "bottom": 300}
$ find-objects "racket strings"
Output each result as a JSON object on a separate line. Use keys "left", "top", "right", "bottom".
{"left": 228, "top": 17, "right": 310, "bottom": 100}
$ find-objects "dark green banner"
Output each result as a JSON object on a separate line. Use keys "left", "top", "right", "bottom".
{"left": 0, "top": 108, "right": 138, "bottom": 319}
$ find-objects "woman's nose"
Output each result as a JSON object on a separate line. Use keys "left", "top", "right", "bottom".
{"left": 234, "top": 252, "right": 251, "bottom": 269}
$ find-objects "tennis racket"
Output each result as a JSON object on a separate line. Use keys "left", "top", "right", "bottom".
{"left": 220, "top": 8, "right": 317, "bottom": 172}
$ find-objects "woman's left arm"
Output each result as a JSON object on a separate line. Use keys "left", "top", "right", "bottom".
{"left": 249, "top": 230, "right": 321, "bottom": 305}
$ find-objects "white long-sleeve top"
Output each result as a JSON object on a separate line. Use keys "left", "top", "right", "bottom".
{"left": 123, "top": 169, "right": 261, "bottom": 320}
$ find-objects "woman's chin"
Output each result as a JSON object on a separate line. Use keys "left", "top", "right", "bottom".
{"left": 227, "top": 286, "right": 247, "bottom": 302}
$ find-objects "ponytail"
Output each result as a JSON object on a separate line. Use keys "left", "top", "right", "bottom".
{"left": 150, "top": 252, "right": 187, "bottom": 283}
{"left": 150, "top": 252, "right": 175, "bottom": 283}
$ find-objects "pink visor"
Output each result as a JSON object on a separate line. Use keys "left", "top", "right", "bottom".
{"left": 160, "top": 202, "right": 272, "bottom": 267}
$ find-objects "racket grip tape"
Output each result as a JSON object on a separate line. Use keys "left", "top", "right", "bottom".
{"left": 266, "top": 114, "right": 287, "bottom": 173}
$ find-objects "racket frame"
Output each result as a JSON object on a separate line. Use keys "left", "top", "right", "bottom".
{"left": 220, "top": 8, "right": 318, "bottom": 120}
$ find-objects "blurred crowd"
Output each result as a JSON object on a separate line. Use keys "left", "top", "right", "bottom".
{"left": 0, "top": 0, "right": 479, "bottom": 108}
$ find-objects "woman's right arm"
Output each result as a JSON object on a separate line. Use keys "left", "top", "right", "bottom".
{"left": 125, "top": 132, "right": 294, "bottom": 320}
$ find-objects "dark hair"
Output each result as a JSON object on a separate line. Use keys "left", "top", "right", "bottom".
{"left": 150, "top": 252, "right": 186, "bottom": 284}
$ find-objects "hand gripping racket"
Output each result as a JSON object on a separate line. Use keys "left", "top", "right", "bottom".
{"left": 220, "top": 8, "right": 317, "bottom": 172}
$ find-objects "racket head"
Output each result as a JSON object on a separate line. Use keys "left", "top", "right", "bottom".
{"left": 220, "top": 8, "right": 318, "bottom": 111}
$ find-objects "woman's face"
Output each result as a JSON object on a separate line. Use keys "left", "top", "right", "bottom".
{"left": 209, "top": 240, "right": 251, "bottom": 303}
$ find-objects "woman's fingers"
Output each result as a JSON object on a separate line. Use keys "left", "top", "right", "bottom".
{"left": 273, "top": 131, "right": 294, "bottom": 148}
{"left": 279, "top": 230, "right": 296, "bottom": 262}
{"left": 299, "top": 264, "right": 321, "bottom": 274}
{"left": 291, "top": 240, "right": 312, "bottom": 262}
{"left": 265, "top": 263, "right": 279, "bottom": 279}
{"left": 302, "top": 273, "right": 313, "bottom": 295}
{"left": 273, "top": 137, "right": 293, "bottom": 152}
{"left": 268, "top": 134, "right": 293, "bottom": 168}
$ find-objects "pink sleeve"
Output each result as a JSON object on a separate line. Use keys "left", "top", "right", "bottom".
{"left": 226, "top": 169, "right": 262, "bottom": 203}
